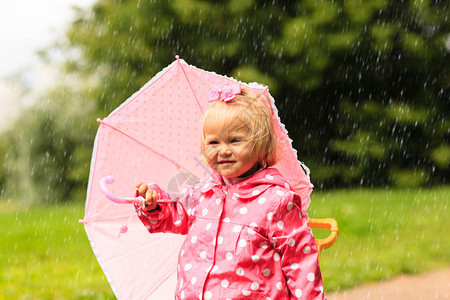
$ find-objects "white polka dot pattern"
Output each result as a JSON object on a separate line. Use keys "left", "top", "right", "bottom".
{"left": 136, "top": 168, "right": 324, "bottom": 300}
{"left": 221, "top": 279, "right": 229, "bottom": 288}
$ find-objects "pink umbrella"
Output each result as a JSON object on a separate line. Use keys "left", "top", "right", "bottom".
{"left": 80, "top": 57, "right": 313, "bottom": 299}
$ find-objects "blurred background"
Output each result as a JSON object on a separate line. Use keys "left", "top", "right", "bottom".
{"left": 1, "top": 0, "right": 448, "bottom": 298}
{"left": 1, "top": 0, "right": 448, "bottom": 204}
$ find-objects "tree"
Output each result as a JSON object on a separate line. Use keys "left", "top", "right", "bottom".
{"left": 3, "top": 0, "right": 448, "bottom": 203}
{"left": 65, "top": 0, "right": 449, "bottom": 188}
{"left": 1, "top": 84, "right": 98, "bottom": 204}
{"left": 319, "top": 0, "right": 450, "bottom": 187}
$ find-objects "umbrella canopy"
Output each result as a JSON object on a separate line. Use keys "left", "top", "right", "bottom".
{"left": 80, "top": 57, "right": 313, "bottom": 299}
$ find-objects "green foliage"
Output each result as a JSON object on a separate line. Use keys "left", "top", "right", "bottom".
{"left": 1, "top": 0, "right": 449, "bottom": 203}
{"left": 388, "top": 167, "right": 428, "bottom": 187}
{"left": 430, "top": 144, "right": 450, "bottom": 168}
{"left": 327, "top": 97, "right": 447, "bottom": 187}
{"left": 311, "top": 1, "right": 449, "bottom": 187}
{"left": 1, "top": 86, "right": 97, "bottom": 204}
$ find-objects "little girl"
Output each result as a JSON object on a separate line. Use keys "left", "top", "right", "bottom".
{"left": 135, "top": 84, "right": 325, "bottom": 299}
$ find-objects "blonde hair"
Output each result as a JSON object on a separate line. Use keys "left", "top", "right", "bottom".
{"left": 200, "top": 85, "right": 279, "bottom": 167}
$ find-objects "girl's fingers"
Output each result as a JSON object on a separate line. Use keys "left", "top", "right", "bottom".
{"left": 146, "top": 189, "right": 157, "bottom": 203}
{"left": 136, "top": 183, "right": 159, "bottom": 211}
{"left": 138, "top": 184, "right": 148, "bottom": 197}
{"left": 145, "top": 189, "right": 152, "bottom": 202}
{"left": 151, "top": 190, "right": 158, "bottom": 203}
{"left": 145, "top": 189, "right": 158, "bottom": 210}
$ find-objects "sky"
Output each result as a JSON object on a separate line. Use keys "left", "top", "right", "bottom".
{"left": 0, "top": 0, "right": 96, "bottom": 130}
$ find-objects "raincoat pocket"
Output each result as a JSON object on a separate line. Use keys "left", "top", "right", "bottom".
{"left": 233, "top": 226, "right": 273, "bottom": 273}
{"left": 235, "top": 225, "right": 272, "bottom": 258}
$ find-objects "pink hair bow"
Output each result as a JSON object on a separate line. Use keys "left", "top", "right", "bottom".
{"left": 208, "top": 84, "right": 241, "bottom": 102}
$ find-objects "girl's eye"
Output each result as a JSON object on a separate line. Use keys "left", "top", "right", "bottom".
{"left": 208, "top": 141, "right": 218, "bottom": 145}
{"left": 231, "top": 138, "right": 240, "bottom": 143}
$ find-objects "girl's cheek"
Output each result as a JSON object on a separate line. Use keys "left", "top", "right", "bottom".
{"left": 204, "top": 147, "right": 217, "bottom": 161}
{"left": 210, "top": 145, "right": 220, "bottom": 154}
{"left": 205, "top": 156, "right": 217, "bottom": 170}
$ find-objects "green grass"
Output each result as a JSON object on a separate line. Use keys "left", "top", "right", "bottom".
{"left": 310, "top": 186, "right": 450, "bottom": 291}
{"left": 1, "top": 187, "right": 449, "bottom": 298}
{"left": 0, "top": 201, "right": 115, "bottom": 299}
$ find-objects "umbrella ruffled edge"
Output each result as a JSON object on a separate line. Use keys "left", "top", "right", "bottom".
{"left": 91, "top": 57, "right": 313, "bottom": 216}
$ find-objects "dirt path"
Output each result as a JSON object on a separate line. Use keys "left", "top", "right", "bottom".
{"left": 326, "top": 268, "right": 450, "bottom": 300}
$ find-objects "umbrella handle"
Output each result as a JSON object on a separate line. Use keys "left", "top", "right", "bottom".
{"left": 100, "top": 176, "right": 144, "bottom": 205}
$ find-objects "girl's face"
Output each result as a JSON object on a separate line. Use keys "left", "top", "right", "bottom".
{"left": 202, "top": 106, "right": 259, "bottom": 179}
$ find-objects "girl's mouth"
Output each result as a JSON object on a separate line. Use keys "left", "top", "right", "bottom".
{"left": 219, "top": 160, "right": 235, "bottom": 166}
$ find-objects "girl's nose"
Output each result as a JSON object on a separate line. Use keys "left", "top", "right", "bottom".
{"left": 220, "top": 147, "right": 232, "bottom": 157}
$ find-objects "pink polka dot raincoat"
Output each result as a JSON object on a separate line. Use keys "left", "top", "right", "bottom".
{"left": 136, "top": 168, "right": 325, "bottom": 299}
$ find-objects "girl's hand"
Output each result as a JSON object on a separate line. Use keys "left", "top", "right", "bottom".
{"left": 136, "top": 182, "right": 159, "bottom": 211}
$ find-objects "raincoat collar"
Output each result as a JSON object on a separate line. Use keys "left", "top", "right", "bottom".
{"left": 202, "top": 168, "right": 292, "bottom": 200}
